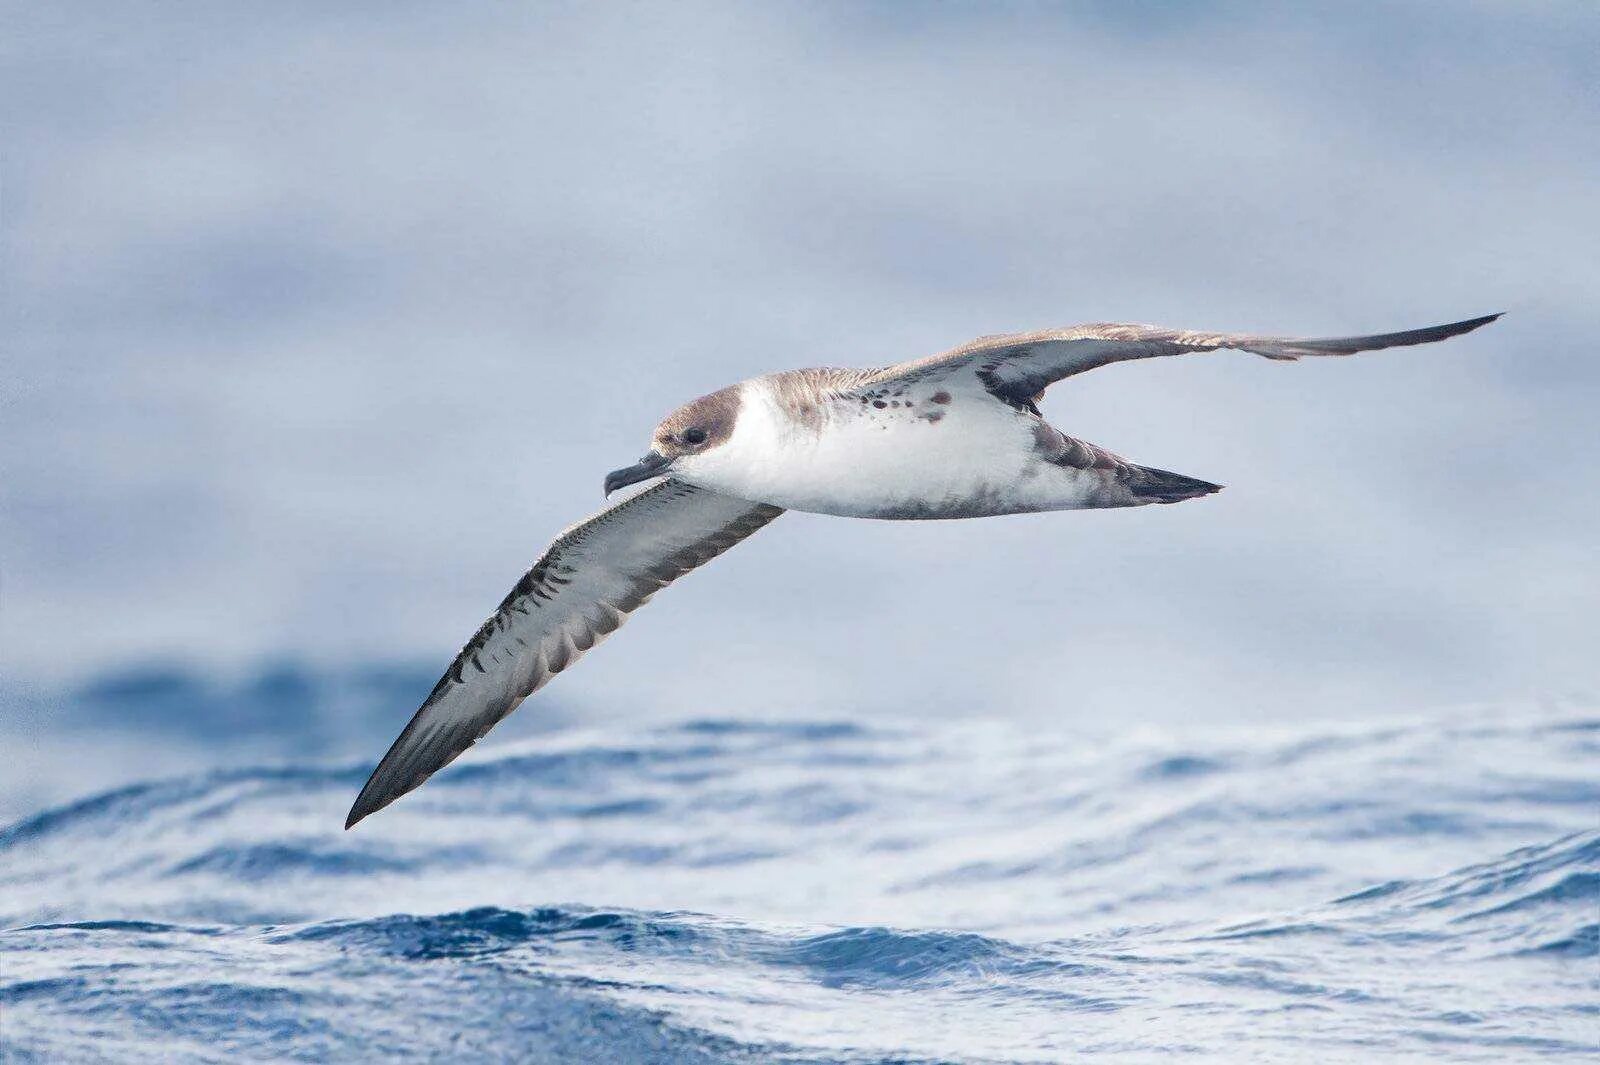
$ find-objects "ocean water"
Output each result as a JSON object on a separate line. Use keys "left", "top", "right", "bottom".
{"left": 1, "top": 670, "right": 1596, "bottom": 1062}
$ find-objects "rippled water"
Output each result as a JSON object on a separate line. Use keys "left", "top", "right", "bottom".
{"left": 2, "top": 672, "right": 1596, "bottom": 1062}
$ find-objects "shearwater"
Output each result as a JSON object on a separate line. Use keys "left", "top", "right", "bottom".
{"left": 346, "top": 313, "right": 1498, "bottom": 827}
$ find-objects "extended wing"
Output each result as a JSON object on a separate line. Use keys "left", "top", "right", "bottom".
{"left": 861, "top": 314, "right": 1500, "bottom": 411}
{"left": 346, "top": 480, "right": 782, "bottom": 828}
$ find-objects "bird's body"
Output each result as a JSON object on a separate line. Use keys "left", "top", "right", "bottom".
{"left": 345, "top": 312, "right": 1499, "bottom": 828}
{"left": 691, "top": 369, "right": 1155, "bottom": 519}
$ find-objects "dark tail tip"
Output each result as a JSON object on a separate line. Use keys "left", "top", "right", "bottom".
{"left": 1128, "top": 466, "right": 1224, "bottom": 504}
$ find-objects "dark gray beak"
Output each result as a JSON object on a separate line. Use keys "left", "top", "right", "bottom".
{"left": 604, "top": 450, "right": 672, "bottom": 496}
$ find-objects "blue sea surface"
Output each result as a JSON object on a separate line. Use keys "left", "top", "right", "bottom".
{"left": 2, "top": 669, "right": 1596, "bottom": 1062}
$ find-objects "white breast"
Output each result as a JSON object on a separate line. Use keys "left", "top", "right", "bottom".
{"left": 681, "top": 379, "right": 1095, "bottom": 519}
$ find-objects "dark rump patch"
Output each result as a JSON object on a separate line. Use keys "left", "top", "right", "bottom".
{"left": 1032, "top": 421, "right": 1120, "bottom": 471}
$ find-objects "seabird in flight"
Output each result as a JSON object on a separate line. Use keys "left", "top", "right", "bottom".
{"left": 346, "top": 312, "right": 1499, "bottom": 827}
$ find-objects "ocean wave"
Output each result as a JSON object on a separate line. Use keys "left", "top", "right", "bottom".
{"left": 2, "top": 694, "right": 1596, "bottom": 1062}
{"left": 5, "top": 829, "right": 1595, "bottom": 1063}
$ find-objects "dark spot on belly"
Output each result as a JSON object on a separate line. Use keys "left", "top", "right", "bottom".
{"left": 922, "top": 410, "right": 944, "bottom": 423}
{"left": 872, "top": 485, "right": 1022, "bottom": 520}
{"left": 872, "top": 400, "right": 887, "bottom": 408}
{"left": 931, "top": 391, "right": 951, "bottom": 405}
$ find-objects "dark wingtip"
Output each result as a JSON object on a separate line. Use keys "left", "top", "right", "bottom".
{"left": 344, "top": 799, "right": 371, "bottom": 831}
{"left": 1413, "top": 312, "right": 1502, "bottom": 345}
{"left": 1426, "top": 312, "right": 1502, "bottom": 342}
{"left": 344, "top": 777, "right": 392, "bottom": 830}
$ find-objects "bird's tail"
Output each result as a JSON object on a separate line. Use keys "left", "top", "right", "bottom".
{"left": 1122, "top": 464, "right": 1223, "bottom": 504}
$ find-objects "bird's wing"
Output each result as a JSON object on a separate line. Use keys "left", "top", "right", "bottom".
{"left": 346, "top": 479, "right": 783, "bottom": 828}
{"left": 857, "top": 314, "right": 1500, "bottom": 410}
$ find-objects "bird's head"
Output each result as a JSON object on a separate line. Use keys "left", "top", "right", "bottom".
{"left": 604, "top": 384, "right": 742, "bottom": 496}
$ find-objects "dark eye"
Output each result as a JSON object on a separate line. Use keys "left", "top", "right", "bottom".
{"left": 683, "top": 427, "right": 707, "bottom": 445}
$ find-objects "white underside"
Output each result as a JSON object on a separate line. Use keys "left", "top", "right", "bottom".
{"left": 674, "top": 379, "right": 1103, "bottom": 519}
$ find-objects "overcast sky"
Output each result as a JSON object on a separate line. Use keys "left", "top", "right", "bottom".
{"left": 4, "top": 2, "right": 1596, "bottom": 727}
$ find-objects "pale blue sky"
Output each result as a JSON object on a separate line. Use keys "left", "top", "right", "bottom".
{"left": 4, "top": 2, "right": 1596, "bottom": 726}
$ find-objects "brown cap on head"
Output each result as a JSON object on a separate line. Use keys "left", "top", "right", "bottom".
{"left": 604, "top": 384, "right": 744, "bottom": 496}
{"left": 653, "top": 384, "right": 741, "bottom": 458}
